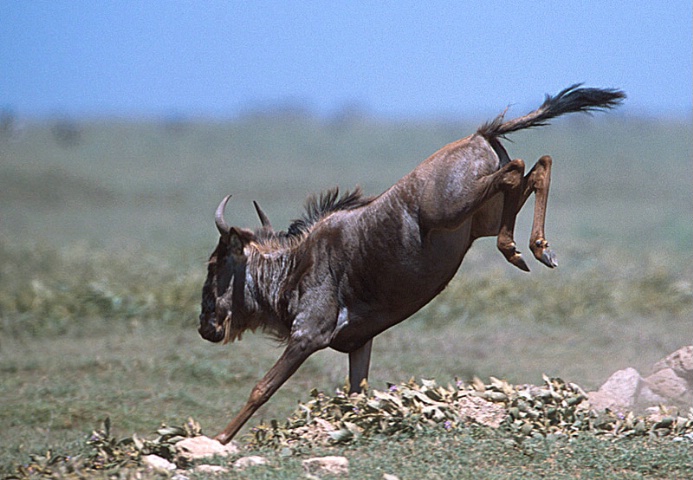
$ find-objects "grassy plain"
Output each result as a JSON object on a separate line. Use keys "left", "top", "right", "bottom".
{"left": 0, "top": 113, "right": 691, "bottom": 477}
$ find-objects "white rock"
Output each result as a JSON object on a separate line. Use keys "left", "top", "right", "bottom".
{"left": 302, "top": 456, "right": 349, "bottom": 476}
{"left": 383, "top": 474, "right": 401, "bottom": 480}
{"left": 645, "top": 368, "right": 691, "bottom": 401}
{"left": 175, "top": 435, "right": 239, "bottom": 461}
{"left": 456, "top": 395, "right": 506, "bottom": 428}
{"left": 652, "top": 346, "right": 693, "bottom": 381}
{"left": 588, "top": 367, "right": 642, "bottom": 411}
{"left": 637, "top": 382, "right": 668, "bottom": 405}
{"left": 195, "top": 464, "right": 229, "bottom": 474}
{"left": 233, "top": 455, "right": 269, "bottom": 470}
{"left": 142, "top": 454, "right": 176, "bottom": 472}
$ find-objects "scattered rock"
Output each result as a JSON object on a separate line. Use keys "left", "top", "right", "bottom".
{"left": 637, "top": 382, "right": 668, "bottom": 405}
{"left": 175, "top": 435, "right": 239, "bottom": 461}
{"left": 233, "top": 455, "right": 269, "bottom": 470}
{"left": 588, "top": 346, "right": 693, "bottom": 412}
{"left": 652, "top": 346, "right": 693, "bottom": 382}
{"left": 588, "top": 367, "right": 642, "bottom": 411}
{"left": 303, "top": 456, "right": 349, "bottom": 476}
{"left": 645, "top": 368, "right": 692, "bottom": 402}
{"left": 195, "top": 464, "right": 229, "bottom": 474}
{"left": 142, "top": 454, "right": 176, "bottom": 473}
{"left": 456, "top": 394, "right": 506, "bottom": 428}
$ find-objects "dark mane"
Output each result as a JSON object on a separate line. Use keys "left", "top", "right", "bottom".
{"left": 253, "top": 187, "right": 373, "bottom": 247}
{"left": 287, "top": 186, "right": 371, "bottom": 236}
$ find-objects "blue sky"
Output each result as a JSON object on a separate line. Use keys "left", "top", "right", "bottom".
{"left": 1, "top": 1, "right": 691, "bottom": 120}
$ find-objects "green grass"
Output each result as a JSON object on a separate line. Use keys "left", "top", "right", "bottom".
{"left": 9, "top": 418, "right": 693, "bottom": 478}
{"left": 0, "top": 115, "right": 691, "bottom": 477}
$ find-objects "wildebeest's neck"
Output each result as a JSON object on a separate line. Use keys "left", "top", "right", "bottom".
{"left": 239, "top": 245, "right": 298, "bottom": 339}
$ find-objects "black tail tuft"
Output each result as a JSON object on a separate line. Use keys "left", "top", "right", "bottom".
{"left": 478, "top": 84, "right": 626, "bottom": 138}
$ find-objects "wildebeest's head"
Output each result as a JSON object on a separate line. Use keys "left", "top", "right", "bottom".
{"left": 198, "top": 187, "right": 372, "bottom": 344}
{"left": 198, "top": 195, "right": 257, "bottom": 344}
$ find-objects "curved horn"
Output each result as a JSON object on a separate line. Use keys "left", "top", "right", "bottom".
{"left": 253, "top": 201, "right": 273, "bottom": 229}
{"left": 215, "top": 195, "right": 232, "bottom": 235}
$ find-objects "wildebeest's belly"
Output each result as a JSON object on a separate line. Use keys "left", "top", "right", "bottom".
{"left": 329, "top": 221, "right": 473, "bottom": 352}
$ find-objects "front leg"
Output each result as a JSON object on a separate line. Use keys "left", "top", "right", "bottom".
{"left": 215, "top": 339, "right": 319, "bottom": 444}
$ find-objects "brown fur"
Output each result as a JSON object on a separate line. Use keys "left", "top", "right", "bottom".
{"left": 198, "top": 85, "right": 625, "bottom": 443}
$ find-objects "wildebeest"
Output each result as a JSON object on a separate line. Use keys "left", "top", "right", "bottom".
{"left": 198, "top": 84, "right": 625, "bottom": 443}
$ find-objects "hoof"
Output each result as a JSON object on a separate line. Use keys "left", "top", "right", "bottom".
{"left": 539, "top": 248, "right": 558, "bottom": 268}
{"left": 531, "top": 239, "right": 558, "bottom": 269}
{"left": 500, "top": 242, "right": 531, "bottom": 272}
{"left": 510, "top": 252, "right": 530, "bottom": 272}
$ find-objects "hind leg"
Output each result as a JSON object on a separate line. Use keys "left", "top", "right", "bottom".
{"left": 348, "top": 338, "right": 373, "bottom": 394}
{"left": 494, "top": 159, "right": 531, "bottom": 271}
{"left": 498, "top": 155, "right": 557, "bottom": 269}
{"left": 523, "top": 156, "right": 557, "bottom": 268}
{"left": 472, "top": 156, "right": 556, "bottom": 271}
{"left": 467, "top": 158, "right": 529, "bottom": 270}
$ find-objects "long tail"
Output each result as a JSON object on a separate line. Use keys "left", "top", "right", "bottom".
{"left": 477, "top": 84, "right": 625, "bottom": 138}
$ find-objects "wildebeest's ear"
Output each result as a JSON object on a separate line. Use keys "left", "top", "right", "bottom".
{"left": 227, "top": 227, "right": 255, "bottom": 256}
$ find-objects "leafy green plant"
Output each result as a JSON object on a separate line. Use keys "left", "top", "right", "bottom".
{"left": 246, "top": 377, "right": 693, "bottom": 451}
{"left": 10, "top": 417, "right": 202, "bottom": 478}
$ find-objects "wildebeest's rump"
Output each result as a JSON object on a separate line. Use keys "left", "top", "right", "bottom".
{"left": 198, "top": 84, "right": 625, "bottom": 443}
